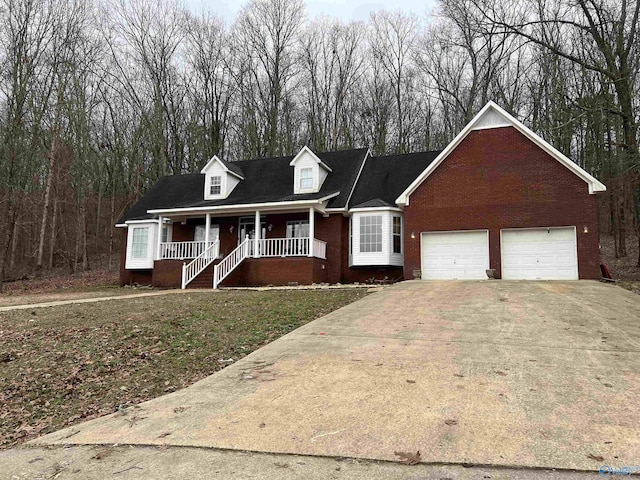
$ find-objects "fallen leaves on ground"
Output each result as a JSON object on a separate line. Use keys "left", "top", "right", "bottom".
{"left": 394, "top": 450, "right": 421, "bottom": 465}
{"left": 0, "top": 289, "right": 368, "bottom": 449}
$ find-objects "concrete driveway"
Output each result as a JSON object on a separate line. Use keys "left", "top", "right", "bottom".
{"left": 27, "top": 280, "right": 640, "bottom": 471}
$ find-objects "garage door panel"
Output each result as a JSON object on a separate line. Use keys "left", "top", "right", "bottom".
{"left": 501, "top": 228, "right": 578, "bottom": 280}
{"left": 421, "top": 230, "right": 489, "bottom": 280}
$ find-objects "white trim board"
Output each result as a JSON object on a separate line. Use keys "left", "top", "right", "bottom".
{"left": 396, "top": 101, "right": 606, "bottom": 206}
{"left": 146, "top": 192, "right": 340, "bottom": 216}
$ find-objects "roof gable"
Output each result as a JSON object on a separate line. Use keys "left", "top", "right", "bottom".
{"left": 396, "top": 101, "right": 606, "bottom": 206}
{"left": 200, "top": 155, "right": 245, "bottom": 179}
{"left": 289, "top": 145, "right": 333, "bottom": 172}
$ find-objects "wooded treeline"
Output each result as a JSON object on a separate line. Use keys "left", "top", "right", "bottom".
{"left": 0, "top": 0, "right": 638, "bottom": 289}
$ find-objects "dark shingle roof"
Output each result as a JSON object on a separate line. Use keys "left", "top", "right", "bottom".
{"left": 221, "top": 159, "right": 245, "bottom": 178}
{"left": 118, "top": 149, "right": 368, "bottom": 223}
{"left": 351, "top": 198, "right": 394, "bottom": 208}
{"left": 349, "top": 151, "right": 440, "bottom": 208}
{"left": 118, "top": 148, "right": 442, "bottom": 224}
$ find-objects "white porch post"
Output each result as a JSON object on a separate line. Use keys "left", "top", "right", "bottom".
{"left": 254, "top": 210, "right": 260, "bottom": 258}
{"left": 308, "top": 207, "right": 315, "bottom": 257}
{"left": 156, "top": 216, "right": 163, "bottom": 260}
{"left": 205, "top": 213, "right": 211, "bottom": 246}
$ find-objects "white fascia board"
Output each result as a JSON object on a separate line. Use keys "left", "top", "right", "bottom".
{"left": 115, "top": 223, "right": 128, "bottom": 228}
{"left": 200, "top": 155, "right": 222, "bottom": 174}
{"left": 349, "top": 206, "right": 403, "bottom": 213}
{"left": 124, "top": 219, "right": 157, "bottom": 225}
{"left": 396, "top": 101, "right": 606, "bottom": 206}
{"left": 147, "top": 192, "right": 340, "bottom": 216}
{"left": 289, "top": 145, "right": 333, "bottom": 172}
{"left": 201, "top": 155, "right": 245, "bottom": 179}
{"left": 344, "top": 148, "right": 371, "bottom": 210}
{"left": 226, "top": 169, "right": 245, "bottom": 180}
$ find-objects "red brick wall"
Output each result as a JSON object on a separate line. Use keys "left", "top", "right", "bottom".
{"left": 315, "top": 214, "right": 344, "bottom": 283}
{"left": 171, "top": 223, "right": 194, "bottom": 242}
{"left": 403, "top": 126, "right": 601, "bottom": 279}
{"left": 152, "top": 260, "right": 183, "bottom": 288}
{"left": 221, "top": 257, "right": 326, "bottom": 286}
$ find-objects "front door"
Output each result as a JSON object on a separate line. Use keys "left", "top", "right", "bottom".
{"left": 238, "top": 216, "right": 266, "bottom": 243}
{"left": 286, "top": 220, "right": 309, "bottom": 255}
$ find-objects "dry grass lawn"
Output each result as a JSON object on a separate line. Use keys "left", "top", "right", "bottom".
{"left": 0, "top": 289, "right": 368, "bottom": 449}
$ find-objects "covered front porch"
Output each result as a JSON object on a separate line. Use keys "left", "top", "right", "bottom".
{"left": 151, "top": 207, "right": 328, "bottom": 288}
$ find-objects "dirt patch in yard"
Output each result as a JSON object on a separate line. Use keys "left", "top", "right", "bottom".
{"left": 600, "top": 233, "right": 640, "bottom": 280}
{"left": 600, "top": 233, "right": 640, "bottom": 294}
{"left": 0, "top": 269, "right": 124, "bottom": 307}
{"left": 0, "top": 289, "right": 367, "bottom": 449}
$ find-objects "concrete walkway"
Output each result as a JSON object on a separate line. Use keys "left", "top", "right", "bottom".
{"left": 2, "top": 445, "right": 603, "bottom": 479}
{"left": 15, "top": 281, "right": 640, "bottom": 474}
{"left": 0, "top": 284, "right": 375, "bottom": 312}
{"left": 0, "top": 288, "right": 193, "bottom": 312}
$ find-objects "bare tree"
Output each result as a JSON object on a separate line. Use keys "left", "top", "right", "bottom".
{"left": 184, "top": 11, "right": 235, "bottom": 167}
{"left": 370, "top": 10, "right": 419, "bottom": 153}
{"left": 299, "top": 17, "right": 365, "bottom": 151}
{"left": 469, "top": 0, "right": 640, "bottom": 258}
{"left": 233, "top": 0, "right": 305, "bottom": 157}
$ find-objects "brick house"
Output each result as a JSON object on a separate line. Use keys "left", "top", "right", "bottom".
{"left": 117, "top": 102, "right": 606, "bottom": 288}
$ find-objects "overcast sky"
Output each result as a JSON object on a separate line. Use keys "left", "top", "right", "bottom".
{"left": 184, "top": 0, "right": 438, "bottom": 23}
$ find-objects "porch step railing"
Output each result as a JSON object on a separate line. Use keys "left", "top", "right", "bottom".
{"left": 213, "top": 235, "right": 250, "bottom": 289}
{"left": 181, "top": 239, "right": 220, "bottom": 289}
{"left": 313, "top": 238, "right": 327, "bottom": 259}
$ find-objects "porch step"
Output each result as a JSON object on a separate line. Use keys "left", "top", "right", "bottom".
{"left": 186, "top": 266, "right": 214, "bottom": 289}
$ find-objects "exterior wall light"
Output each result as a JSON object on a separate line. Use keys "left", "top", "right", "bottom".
{"left": 411, "top": 231, "right": 416, "bottom": 239}
{"left": 583, "top": 226, "right": 588, "bottom": 234}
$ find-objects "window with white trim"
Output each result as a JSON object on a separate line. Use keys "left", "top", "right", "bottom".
{"left": 210, "top": 175, "right": 222, "bottom": 195}
{"left": 132, "top": 227, "right": 149, "bottom": 258}
{"left": 300, "top": 168, "right": 313, "bottom": 189}
{"left": 360, "top": 215, "right": 382, "bottom": 253}
{"left": 286, "top": 220, "right": 309, "bottom": 238}
{"left": 392, "top": 216, "right": 402, "bottom": 254}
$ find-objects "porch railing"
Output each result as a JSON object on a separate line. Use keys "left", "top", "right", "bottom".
{"left": 252, "top": 237, "right": 327, "bottom": 259}
{"left": 181, "top": 239, "right": 220, "bottom": 289}
{"left": 160, "top": 240, "right": 216, "bottom": 260}
{"left": 214, "top": 235, "right": 251, "bottom": 288}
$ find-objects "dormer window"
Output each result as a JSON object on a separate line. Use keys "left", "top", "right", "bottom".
{"left": 210, "top": 176, "right": 222, "bottom": 196}
{"left": 300, "top": 168, "right": 313, "bottom": 190}
{"left": 290, "top": 146, "right": 332, "bottom": 194}
{"left": 201, "top": 155, "right": 244, "bottom": 200}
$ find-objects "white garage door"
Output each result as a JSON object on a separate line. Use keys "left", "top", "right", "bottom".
{"left": 421, "top": 230, "right": 489, "bottom": 280}
{"left": 501, "top": 227, "right": 578, "bottom": 280}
